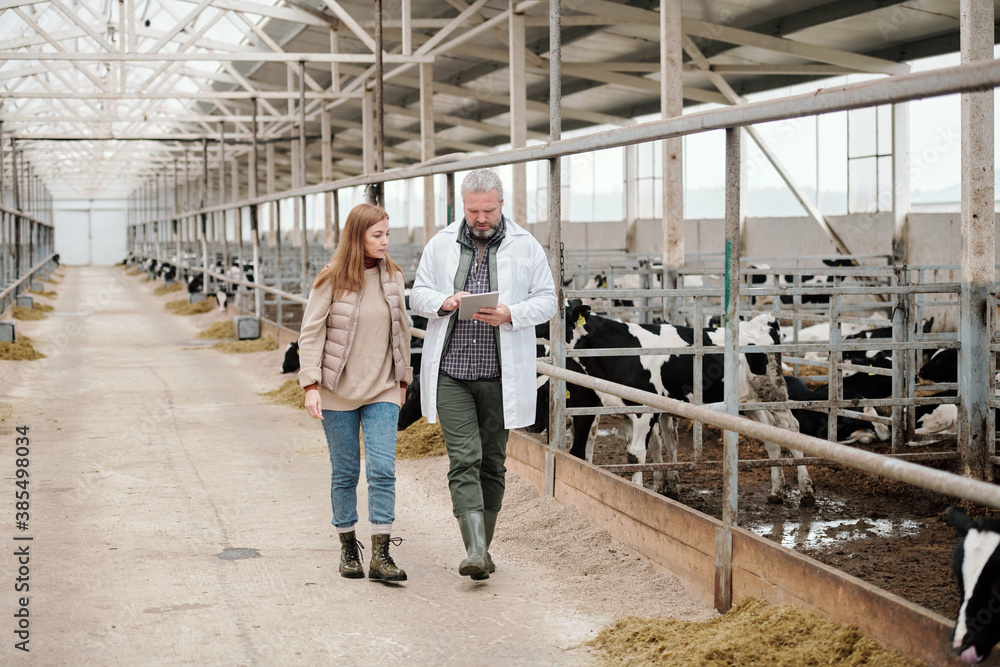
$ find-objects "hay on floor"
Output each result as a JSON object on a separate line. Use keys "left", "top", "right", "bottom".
{"left": 397, "top": 417, "right": 447, "bottom": 459}
{"left": 589, "top": 598, "right": 921, "bottom": 667}
{"left": 212, "top": 336, "right": 276, "bottom": 353}
{"left": 0, "top": 335, "right": 45, "bottom": 361}
{"left": 29, "top": 288, "right": 57, "bottom": 299}
{"left": 198, "top": 321, "right": 236, "bottom": 339}
{"left": 12, "top": 306, "right": 45, "bottom": 321}
{"left": 154, "top": 282, "right": 183, "bottom": 295}
{"left": 260, "top": 379, "right": 305, "bottom": 409}
{"left": 166, "top": 298, "right": 217, "bottom": 315}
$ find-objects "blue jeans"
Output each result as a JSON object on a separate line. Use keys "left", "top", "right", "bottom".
{"left": 320, "top": 402, "right": 399, "bottom": 528}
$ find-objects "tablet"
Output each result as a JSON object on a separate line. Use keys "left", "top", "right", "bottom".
{"left": 458, "top": 291, "right": 499, "bottom": 320}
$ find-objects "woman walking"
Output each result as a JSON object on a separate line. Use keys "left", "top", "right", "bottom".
{"left": 298, "top": 203, "right": 412, "bottom": 582}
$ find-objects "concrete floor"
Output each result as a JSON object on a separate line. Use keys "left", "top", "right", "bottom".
{"left": 0, "top": 267, "right": 606, "bottom": 666}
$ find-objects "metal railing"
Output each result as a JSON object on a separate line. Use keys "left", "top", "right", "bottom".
{"left": 124, "top": 50, "right": 1000, "bottom": 613}
{"left": 0, "top": 204, "right": 56, "bottom": 316}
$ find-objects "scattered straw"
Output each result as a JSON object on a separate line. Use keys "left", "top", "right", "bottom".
{"left": 198, "top": 321, "right": 236, "bottom": 339}
{"left": 212, "top": 335, "right": 276, "bottom": 353}
{"left": 154, "top": 282, "right": 183, "bottom": 295}
{"left": 260, "top": 379, "right": 305, "bottom": 409}
{"left": 33, "top": 303, "right": 53, "bottom": 313}
{"left": 589, "top": 598, "right": 922, "bottom": 667}
{"left": 397, "top": 417, "right": 447, "bottom": 459}
{"left": 166, "top": 298, "right": 217, "bottom": 315}
{"left": 29, "top": 289, "right": 57, "bottom": 299}
{"left": 44, "top": 275, "right": 60, "bottom": 284}
{"left": 127, "top": 268, "right": 143, "bottom": 276}
{"left": 12, "top": 306, "right": 45, "bottom": 321}
{"left": 0, "top": 335, "right": 45, "bottom": 361}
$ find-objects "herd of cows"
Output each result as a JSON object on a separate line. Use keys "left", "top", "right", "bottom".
{"left": 125, "top": 252, "right": 255, "bottom": 311}
{"left": 124, "top": 251, "right": 1000, "bottom": 663}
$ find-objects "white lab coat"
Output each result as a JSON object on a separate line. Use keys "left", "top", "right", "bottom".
{"left": 409, "top": 218, "right": 557, "bottom": 429}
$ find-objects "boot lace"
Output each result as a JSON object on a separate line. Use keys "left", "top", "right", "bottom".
{"left": 345, "top": 538, "right": 364, "bottom": 562}
{"left": 378, "top": 537, "right": 403, "bottom": 566}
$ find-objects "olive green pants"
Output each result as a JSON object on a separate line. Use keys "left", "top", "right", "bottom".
{"left": 436, "top": 372, "right": 509, "bottom": 517}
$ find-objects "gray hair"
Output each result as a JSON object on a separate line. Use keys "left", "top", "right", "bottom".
{"left": 460, "top": 169, "right": 504, "bottom": 203}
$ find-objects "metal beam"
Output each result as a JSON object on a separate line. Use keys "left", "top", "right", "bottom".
{"left": 0, "top": 52, "right": 435, "bottom": 63}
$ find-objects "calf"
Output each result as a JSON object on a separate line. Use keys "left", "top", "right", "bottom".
{"left": 566, "top": 301, "right": 813, "bottom": 506}
{"left": 784, "top": 376, "right": 889, "bottom": 443}
{"left": 948, "top": 506, "right": 1000, "bottom": 664}
{"left": 778, "top": 258, "right": 853, "bottom": 305}
{"left": 919, "top": 348, "right": 958, "bottom": 384}
{"left": 281, "top": 341, "right": 300, "bottom": 374}
{"left": 398, "top": 374, "right": 423, "bottom": 431}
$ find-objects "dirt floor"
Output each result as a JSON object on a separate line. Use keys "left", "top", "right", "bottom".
{"left": 586, "top": 415, "right": 961, "bottom": 620}
{"left": 0, "top": 266, "right": 723, "bottom": 665}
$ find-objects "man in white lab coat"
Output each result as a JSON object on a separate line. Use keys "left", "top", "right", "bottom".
{"left": 409, "top": 169, "right": 557, "bottom": 580}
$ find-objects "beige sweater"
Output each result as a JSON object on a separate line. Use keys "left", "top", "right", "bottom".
{"left": 298, "top": 266, "right": 411, "bottom": 411}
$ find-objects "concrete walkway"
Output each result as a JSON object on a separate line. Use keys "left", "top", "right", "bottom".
{"left": 0, "top": 266, "right": 621, "bottom": 666}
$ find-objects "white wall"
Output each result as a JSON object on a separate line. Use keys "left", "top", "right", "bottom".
{"left": 53, "top": 199, "right": 127, "bottom": 266}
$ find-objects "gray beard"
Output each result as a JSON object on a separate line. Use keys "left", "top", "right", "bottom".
{"left": 469, "top": 224, "right": 498, "bottom": 242}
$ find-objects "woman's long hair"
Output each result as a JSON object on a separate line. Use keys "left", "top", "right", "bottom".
{"left": 312, "top": 203, "right": 402, "bottom": 299}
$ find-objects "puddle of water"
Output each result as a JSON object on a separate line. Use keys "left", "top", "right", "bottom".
{"left": 744, "top": 517, "right": 923, "bottom": 550}
{"left": 214, "top": 547, "right": 261, "bottom": 560}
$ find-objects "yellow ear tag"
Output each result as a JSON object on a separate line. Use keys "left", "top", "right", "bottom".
{"left": 565, "top": 389, "right": 571, "bottom": 399}
{"left": 576, "top": 314, "right": 586, "bottom": 328}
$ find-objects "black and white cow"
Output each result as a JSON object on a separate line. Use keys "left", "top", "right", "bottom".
{"left": 565, "top": 300, "right": 814, "bottom": 506}
{"left": 919, "top": 348, "right": 958, "bottom": 384}
{"left": 784, "top": 376, "right": 888, "bottom": 444}
{"left": 778, "top": 258, "right": 854, "bottom": 305}
{"left": 528, "top": 356, "right": 605, "bottom": 461}
{"left": 281, "top": 341, "right": 300, "bottom": 374}
{"left": 948, "top": 506, "right": 1000, "bottom": 664}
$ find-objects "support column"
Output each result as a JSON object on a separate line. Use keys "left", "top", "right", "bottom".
{"left": 420, "top": 61, "right": 436, "bottom": 245}
{"left": 250, "top": 98, "right": 262, "bottom": 318}
{"left": 717, "top": 126, "right": 742, "bottom": 614}
{"left": 291, "top": 140, "right": 301, "bottom": 245}
{"left": 299, "top": 61, "right": 310, "bottom": 295}
{"left": 229, "top": 159, "right": 238, "bottom": 265}
{"left": 321, "top": 105, "right": 334, "bottom": 248}
{"left": 362, "top": 88, "right": 375, "bottom": 187}
{"left": 545, "top": 0, "right": 564, "bottom": 498}
{"left": 267, "top": 142, "right": 277, "bottom": 248}
{"left": 373, "top": 0, "right": 385, "bottom": 209}
{"left": 11, "top": 138, "right": 20, "bottom": 279}
{"left": 509, "top": 4, "right": 527, "bottom": 224}
{"left": 958, "top": 0, "right": 995, "bottom": 481}
{"left": 891, "top": 104, "right": 911, "bottom": 264}
{"left": 661, "top": 0, "right": 683, "bottom": 320}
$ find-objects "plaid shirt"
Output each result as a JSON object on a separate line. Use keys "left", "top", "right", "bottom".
{"left": 440, "top": 217, "right": 506, "bottom": 380}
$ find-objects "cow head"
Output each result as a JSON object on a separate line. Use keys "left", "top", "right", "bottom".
{"left": 565, "top": 299, "right": 593, "bottom": 343}
{"left": 949, "top": 506, "right": 1000, "bottom": 664}
{"left": 397, "top": 375, "right": 422, "bottom": 432}
{"left": 919, "top": 348, "right": 958, "bottom": 384}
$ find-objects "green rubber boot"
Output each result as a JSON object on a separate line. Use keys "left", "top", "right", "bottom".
{"left": 471, "top": 510, "right": 498, "bottom": 581}
{"left": 338, "top": 531, "right": 365, "bottom": 579}
{"left": 457, "top": 511, "right": 488, "bottom": 579}
{"left": 369, "top": 534, "right": 407, "bottom": 582}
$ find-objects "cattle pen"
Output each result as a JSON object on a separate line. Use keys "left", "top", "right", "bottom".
{"left": 3, "top": 1, "right": 1000, "bottom": 665}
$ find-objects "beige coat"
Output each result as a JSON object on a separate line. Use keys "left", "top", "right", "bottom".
{"left": 298, "top": 261, "right": 413, "bottom": 394}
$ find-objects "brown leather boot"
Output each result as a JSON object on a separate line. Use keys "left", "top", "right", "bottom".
{"left": 369, "top": 535, "right": 407, "bottom": 582}
{"left": 338, "top": 531, "right": 365, "bottom": 579}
